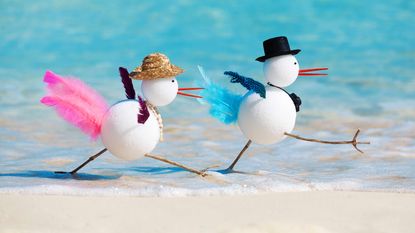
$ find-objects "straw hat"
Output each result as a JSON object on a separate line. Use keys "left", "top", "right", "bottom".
{"left": 129, "top": 53, "right": 184, "bottom": 80}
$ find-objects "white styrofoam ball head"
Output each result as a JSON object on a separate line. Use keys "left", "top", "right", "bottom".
{"left": 264, "top": 55, "right": 299, "bottom": 87}
{"left": 101, "top": 100, "right": 160, "bottom": 160}
{"left": 142, "top": 77, "right": 178, "bottom": 106}
{"left": 237, "top": 87, "right": 296, "bottom": 145}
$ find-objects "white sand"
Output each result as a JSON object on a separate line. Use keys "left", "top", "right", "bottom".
{"left": 1, "top": 191, "right": 414, "bottom": 233}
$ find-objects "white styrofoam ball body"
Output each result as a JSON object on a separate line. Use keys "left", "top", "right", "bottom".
{"left": 101, "top": 100, "right": 160, "bottom": 160}
{"left": 237, "top": 87, "right": 296, "bottom": 145}
{"left": 142, "top": 77, "right": 178, "bottom": 106}
{"left": 264, "top": 55, "right": 299, "bottom": 87}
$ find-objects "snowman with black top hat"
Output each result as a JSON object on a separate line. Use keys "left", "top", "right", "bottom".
{"left": 199, "top": 36, "right": 370, "bottom": 173}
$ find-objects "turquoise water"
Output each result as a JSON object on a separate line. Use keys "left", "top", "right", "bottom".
{"left": 0, "top": 0, "right": 414, "bottom": 196}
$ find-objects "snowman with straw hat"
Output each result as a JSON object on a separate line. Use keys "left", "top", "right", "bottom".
{"left": 198, "top": 36, "right": 370, "bottom": 173}
{"left": 41, "top": 52, "right": 206, "bottom": 176}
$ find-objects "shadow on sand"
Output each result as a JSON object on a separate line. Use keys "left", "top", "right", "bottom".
{"left": 0, "top": 170, "right": 121, "bottom": 180}
{"left": 127, "top": 166, "right": 187, "bottom": 175}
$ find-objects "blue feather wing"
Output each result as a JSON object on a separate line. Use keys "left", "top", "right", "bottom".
{"left": 197, "top": 66, "right": 243, "bottom": 124}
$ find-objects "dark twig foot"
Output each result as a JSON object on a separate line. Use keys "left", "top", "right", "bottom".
{"left": 217, "top": 168, "right": 249, "bottom": 175}
{"left": 54, "top": 171, "right": 78, "bottom": 175}
{"left": 54, "top": 171, "right": 69, "bottom": 174}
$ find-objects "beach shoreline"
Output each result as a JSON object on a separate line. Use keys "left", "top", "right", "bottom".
{"left": 1, "top": 191, "right": 414, "bottom": 233}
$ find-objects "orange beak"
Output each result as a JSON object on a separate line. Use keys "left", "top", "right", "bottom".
{"left": 177, "top": 87, "right": 204, "bottom": 98}
{"left": 298, "top": 67, "right": 328, "bottom": 76}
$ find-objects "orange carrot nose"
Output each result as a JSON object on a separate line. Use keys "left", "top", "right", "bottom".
{"left": 177, "top": 87, "right": 204, "bottom": 98}
{"left": 298, "top": 67, "right": 328, "bottom": 76}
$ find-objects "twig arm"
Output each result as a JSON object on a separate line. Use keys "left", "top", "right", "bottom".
{"left": 144, "top": 153, "right": 207, "bottom": 177}
{"left": 284, "top": 129, "right": 370, "bottom": 153}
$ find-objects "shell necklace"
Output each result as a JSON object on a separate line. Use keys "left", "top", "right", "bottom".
{"left": 146, "top": 102, "right": 164, "bottom": 141}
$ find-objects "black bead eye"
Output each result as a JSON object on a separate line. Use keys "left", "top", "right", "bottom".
{"left": 172, "top": 80, "right": 175, "bottom": 83}
{"left": 294, "top": 62, "right": 297, "bottom": 65}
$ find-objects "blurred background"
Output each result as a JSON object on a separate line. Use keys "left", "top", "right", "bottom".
{"left": 0, "top": 0, "right": 414, "bottom": 194}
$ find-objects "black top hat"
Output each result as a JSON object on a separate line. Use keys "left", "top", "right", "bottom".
{"left": 256, "top": 36, "right": 301, "bottom": 62}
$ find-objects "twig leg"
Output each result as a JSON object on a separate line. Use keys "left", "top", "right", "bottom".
{"left": 284, "top": 129, "right": 370, "bottom": 153}
{"left": 223, "top": 140, "right": 252, "bottom": 173}
{"left": 55, "top": 148, "right": 108, "bottom": 174}
{"left": 144, "top": 153, "right": 207, "bottom": 177}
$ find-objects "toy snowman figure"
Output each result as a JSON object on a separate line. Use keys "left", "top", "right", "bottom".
{"left": 199, "top": 36, "right": 369, "bottom": 173}
{"left": 41, "top": 53, "right": 205, "bottom": 175}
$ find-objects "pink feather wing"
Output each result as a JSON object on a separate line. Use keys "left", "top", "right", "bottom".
{"left": 41, "top": 70, "right": 109, "bottom": 140}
